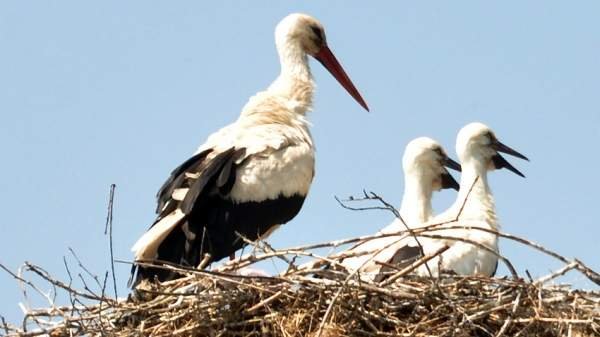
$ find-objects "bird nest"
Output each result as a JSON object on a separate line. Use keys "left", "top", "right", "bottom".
{"left": 1, "top": 187, "right": 599, "bottom": 336}
{"left": 2, "top": 226, "right": 600, "bottom": 337}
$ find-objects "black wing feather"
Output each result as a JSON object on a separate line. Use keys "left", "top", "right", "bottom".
{"left": 180, "top": 147, "right": 240, "bottom": 214}
{"left": 388, "top": 245, "right": 422, "bottom": 266}
{"left": 216, "top": 148, "right": 246, "bottom": 195}
{"left": 132, "top": 146, "right": 306, "bottom": 286}
{"left": 131, "top": 147, "right": 239, "bottom": 286}
{"left": 155, "top": 149, "right": 212, "bottom": 213}
{"left": 491, "top": 260, "right": 498, "bottom": 277}
{"left": 374, "top": 245, "right": 422, "bottom": 282}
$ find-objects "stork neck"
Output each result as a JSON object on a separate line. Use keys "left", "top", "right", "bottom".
{"left": 399, "top": 174, "right": 434, "bottom": 227}
{"left": 280, "top": 42, "right": 312, "bottom": 82}
{"left": 451, "top": 161, "right": 498, "bottom": 228}
{"left": 268, "top": 42, "right": 315, "bottom": 107}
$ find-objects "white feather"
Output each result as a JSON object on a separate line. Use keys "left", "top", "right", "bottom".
{"left": 195, "top": 109, "right": 315, "bottom": 203}
{"left": 171, "top": 188, "right": 188, "bottom": 201}
{"left": 131, "top": 209, "right": 186, "bottom": 261}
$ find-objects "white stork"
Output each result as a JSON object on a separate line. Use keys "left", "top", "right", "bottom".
{"left": 336, "top": 137, "right": 460, "bottom": 274}
{"left": 393, "top": 137, "right": 461, "bottom": 230}
{"left": 350, "top": 122, "right": 528, "bottom": 281}
{"left": 130, "top": 13, "right": 368, "bottom": 286}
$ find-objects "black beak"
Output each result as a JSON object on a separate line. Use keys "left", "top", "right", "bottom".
{"left": 442, "top": 156, "right": 462, "bottom": 172}
{"left": 440, "top": 169, "right": 460, "bottom": 191}
{"left": 491, "top": 140, "right": 529, "bottom": 177}
{"left": 440, "top": 156, "right": 461, "bottom": 191}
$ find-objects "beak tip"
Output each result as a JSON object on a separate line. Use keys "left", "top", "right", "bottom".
{"left": 353, "top": 95, "right": 369, "bottom": 112}
{"left": 352, "top": 96, "right": 369, "bottom": 112}
{"left": 314, "top": 45, "right": 369, "bottom": 113}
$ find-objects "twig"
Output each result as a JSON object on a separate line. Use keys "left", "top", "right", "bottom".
{"left": 334, "top": 191, "right": 400, "bottom": 217}
{"left": 495, "top": 290, "right": 522, "bottom": 337}
{"left": 1, "top": 315, "right": 9, "bottom": 335}
{"left": 534, "top": 262, "right": 578, "bottom": 286}
{"left": 414, "top": 233, "right": 518, "bottom": 278}
{"left": 196, "top": 253, "right": 212, "bottom": 270}
{"left": 419, "top": 225, "right": 600, "bottom": 285}
{"left": 68, "top": 248, "right": 102, "bottom": 290}
{"left": 244, "top": 289, "right": 285, "bottom": 314}
{"left": 23, "top": 262, "right": 115, "bottom": 303}
{"left": 103, "top": 183, "right": 118, "bottom": 299}
{"left": 97, "top": 271, "right": 109, "bottom": 337}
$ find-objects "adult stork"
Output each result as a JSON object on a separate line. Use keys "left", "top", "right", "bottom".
{"left": 349, "top": 123, "right": 528, "bottom": 281}
{"left": 336, "top": 137, "right": 460, "bottom": 274}
{"left": 130, "top": 13, "right": 368, "bottom": 286}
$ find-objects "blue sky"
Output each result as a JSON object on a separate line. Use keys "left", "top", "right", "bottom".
{"left": 1, "top": 1, "right": 599, "bottom": 324}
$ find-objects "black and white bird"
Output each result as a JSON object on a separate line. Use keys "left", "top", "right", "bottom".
{"left": 349, "top": 122, "right": 528, "bottom": 280}
{"left": 130, "top": 13, "right": 368, "bottom": 286}
{"left": 336, "top": 137, "right": 460, "bottom": 274}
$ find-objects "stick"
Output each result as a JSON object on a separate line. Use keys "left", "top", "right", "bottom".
{"left": 103, "top": 183, "right": 118, "bottom": 299}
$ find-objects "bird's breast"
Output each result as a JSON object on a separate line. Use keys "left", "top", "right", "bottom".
{"left": 229, "top": 142, "right": 315, "bottom": 202}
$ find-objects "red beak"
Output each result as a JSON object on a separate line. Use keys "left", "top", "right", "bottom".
{"left": 313, "top": 45, "right": 369, "bottom": 112}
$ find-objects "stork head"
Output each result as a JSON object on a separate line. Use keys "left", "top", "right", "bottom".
{"left": 456, "top": 122, "right": 529, "bottom": 177}
{"left": 275, "top": 13, "right": 369, "bottom": 111}
{"left": 403, "top": 137, "right": 461, "bottom": 191}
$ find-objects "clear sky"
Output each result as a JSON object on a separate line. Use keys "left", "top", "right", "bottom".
{"left": 1, "top": 1, "right": 599, "bottom": 324}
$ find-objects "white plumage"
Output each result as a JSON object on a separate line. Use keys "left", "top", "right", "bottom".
{"left": 197, "top": 120, "right": 315, "bottom": 202}
{"left": 395, "top": 137, "right": 461, "bottom": 230}
{"left": 339, "top": 123, "right": 528, "bottom": 281}
{"left": 337, "top": 137, "right": 460, "bottom": 276}
{"left": 130, "top": 13, "right": 368, "bottom": 286}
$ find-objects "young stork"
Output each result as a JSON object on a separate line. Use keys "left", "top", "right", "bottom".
{"left": 353, "top": 122, "right": 528, "bottom": 281}
{"left": 393, "top": 137, "right": 461, "bottom": 230}
{"left": 130, "top": 13, "right": 368, "bottom": 286}
{"left": 337, "top": 137, "right": 461, "bottom": 274}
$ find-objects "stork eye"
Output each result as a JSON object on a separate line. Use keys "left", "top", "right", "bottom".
{"left": 485, "top": 131, "right": 497, "bottom": 143}
{"left": 309, "top": 25, "right": 325, "bottom": 44}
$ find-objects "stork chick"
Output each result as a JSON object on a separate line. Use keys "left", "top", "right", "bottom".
{"left": 337, "top": 137, "right": 460, "bottom": 275}
{"left": 395, "top": 137, "right": 461, "bottom": 230}
{"left": 361, "top": 122, "right": 528, "bottom": 280}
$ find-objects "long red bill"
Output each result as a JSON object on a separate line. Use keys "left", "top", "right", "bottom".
{"left": 313, "top": 45, "right": 369, "bottom": 111}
